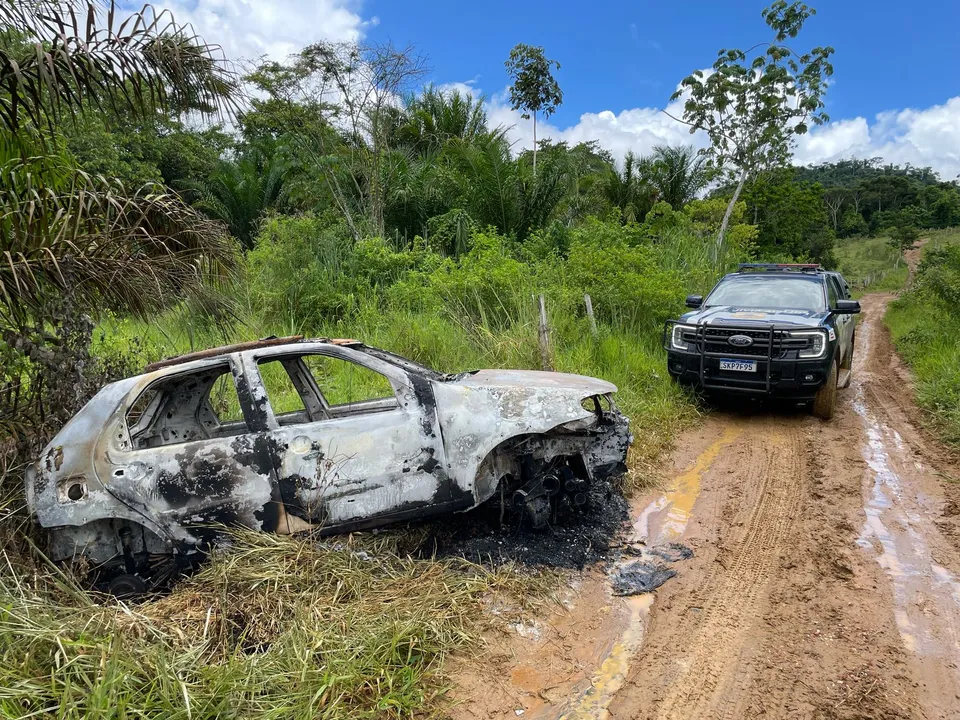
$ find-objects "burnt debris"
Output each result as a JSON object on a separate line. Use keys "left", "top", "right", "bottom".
{"left": 612, "top": 541, "right": 694, "bottom": 596}
{"left": 417, "top": 478, "right": 630, "bottom": 569}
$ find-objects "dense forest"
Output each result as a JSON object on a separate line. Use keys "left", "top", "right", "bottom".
{"left": 3, "top": 0, "right": 958, "bottom": 459}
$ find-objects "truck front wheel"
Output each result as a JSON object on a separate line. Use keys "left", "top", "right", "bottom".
{"left": 812, "top": 359, "right": 839, "bottom": 420}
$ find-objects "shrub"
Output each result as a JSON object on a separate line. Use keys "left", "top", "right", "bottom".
{"left": 566, "top": 218, "right": 684, "bottom": 329}
{"left": 246, "top": 214, "right": 359, "bottom": 326}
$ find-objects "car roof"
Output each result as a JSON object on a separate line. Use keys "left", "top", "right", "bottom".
{"left": 142, "top": 336, "right": 362, "bottom": 373}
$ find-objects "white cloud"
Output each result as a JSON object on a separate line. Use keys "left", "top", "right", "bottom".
{"left": 793, "top": 118, "right": 872, "bottom": 163}
{"left": 471, "top": 81, "right": 960, "bottom": 180}
{"left": 795, "top": 98, "right": 960, "bottom": 179}
{"left": 145, "top": 0, "right": 374, "bottom": 65}
{"left": 484, "top": 89, "right": 707, "bottom": 163}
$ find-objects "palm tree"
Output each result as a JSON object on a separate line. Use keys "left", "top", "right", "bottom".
{"left": 399, "top": 86, "right": 489, "bottom": 155}
{"left": 0, "top": 155, "right": 236, "bottom": 329}
{"left": 189, "top": 148, "right": 286, "bottom": 250}
{"left": 647, "top": 144, "right": 709, "bottom": 210}
{"left": 0, "top": 0, "right": 237, "bottom": 321}
{"left": 444, "top": 131, "right": 569, "bottom": 241}
{"left": 602, "top": 152, "right": 656, "bottom": 223}
{"left": 0, "top": 1, "right": 235, "bottom": 135}
{"left": 0, "top": 0, "right": 238, "bottom": 439}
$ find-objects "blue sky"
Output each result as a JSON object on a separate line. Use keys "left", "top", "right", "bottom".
{"left": 365, "top": 0, "right": 959, "bottom": 131}
{"left": 150, "top": 0, "right": 960, "bottom": 177}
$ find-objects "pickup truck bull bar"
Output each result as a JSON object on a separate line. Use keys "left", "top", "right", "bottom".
{"left": 664, "top": 321, "right": 806, "bottom": 395}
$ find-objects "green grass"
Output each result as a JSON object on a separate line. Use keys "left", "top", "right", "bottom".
{"left": 834, "top": 234, "right": 908, "bottom": 295}
{"left": 920, "top": 227, "right": 960, "bottom": 253}
{"left": 885, "top": 228, "right": 960, "bottom": 448}
{"left": 0, "top": 529, "right": 555, "bottom": 719}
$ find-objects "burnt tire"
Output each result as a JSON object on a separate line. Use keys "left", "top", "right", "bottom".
{"left": 108, "top": 573, "right": 147, "bottom": 599}
{"left": 812, "top": 359, "right": 839, "bottom": 420}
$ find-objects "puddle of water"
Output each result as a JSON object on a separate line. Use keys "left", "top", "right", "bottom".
{"left": 634, "top": 426, "right": 744, "bottom": 542}
{"left": 558, "top": 594, "right": 654, "bottom": 720}
{"left": 853, "top": 381, "right": 960, "bottom": 658}
{"left": 558, "top": 426, "right": 743, "bottom": 720}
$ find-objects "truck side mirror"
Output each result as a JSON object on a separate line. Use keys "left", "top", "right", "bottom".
{"left": 685, "top": 295, "right": 703, "bottom": 309}
{"left": 834, "top": 299, "right": 861, "bottom": 314}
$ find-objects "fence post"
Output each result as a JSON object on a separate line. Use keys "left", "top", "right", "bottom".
{"left": 584, "top": 294, "right": 598, "bottom": 338}
{"left": 538, "top": 294, "right": 552, "bottom": 371}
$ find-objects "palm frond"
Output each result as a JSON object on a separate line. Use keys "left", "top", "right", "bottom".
{"left": 0, "top": 156, "right": 239, "bottom": 324}
{"left": 0, "top": 0, "right": 237, "bottom": 133}
{"left": 649, "top": 144, "right": 709, "bottom": 209}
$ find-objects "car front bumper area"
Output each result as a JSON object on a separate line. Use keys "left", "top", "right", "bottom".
{"left": 664, "top": 322, "right": 834, "bottom": 400}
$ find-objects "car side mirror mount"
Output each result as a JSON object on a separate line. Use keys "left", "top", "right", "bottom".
{"left": 834, "top": 299, "right": 861, "bottom": 314}
{"left": 685, "top": 295, "right": 703, "bottom": 309}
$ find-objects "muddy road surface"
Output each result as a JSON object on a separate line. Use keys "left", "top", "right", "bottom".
{"left": 450, "top": 291, "right": 960, "bottom": 720}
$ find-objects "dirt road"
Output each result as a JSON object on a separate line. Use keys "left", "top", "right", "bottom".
{"left": 451, "top": 289, "right": 960, "bottom": 720}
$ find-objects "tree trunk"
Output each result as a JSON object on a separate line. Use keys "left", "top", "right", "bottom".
{"left": 717, "top": 168, "right": 748, "bottom": 261}
{"left": 532, "top": 111, "right": 538, "bottom": 177}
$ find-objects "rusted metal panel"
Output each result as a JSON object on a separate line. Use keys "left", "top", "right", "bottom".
{"left": 26, "top": 341, "right": 632, "bottom": 573}
{"left": 143, "top": 336, "right": 304, "bottom": 373}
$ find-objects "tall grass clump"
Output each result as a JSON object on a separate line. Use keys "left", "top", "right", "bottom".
{"left": 0, "top": 529, "right": 552, "bottom": 719}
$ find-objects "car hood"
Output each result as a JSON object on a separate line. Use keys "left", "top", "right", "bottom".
{"left": 679, "top": 305, "right": 828, "bottom": 328}
{"left": 446, "top": 369, "right": 617, "bottom": 396}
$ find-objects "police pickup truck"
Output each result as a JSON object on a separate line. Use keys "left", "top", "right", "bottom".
{"left": 664, "top": 264, "right": 860, "bottom": 419}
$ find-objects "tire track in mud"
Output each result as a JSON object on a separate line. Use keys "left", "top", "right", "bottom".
{"left": 608, "top": 295, "right": 928, "bottom": 720}
{"left": 848, "top": 294, "right": 960, "bottom": 719}
{"left": 653, "top": 426, "right": 804, "bottom": 719}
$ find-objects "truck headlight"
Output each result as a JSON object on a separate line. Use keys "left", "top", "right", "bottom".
{"left": 671, "top": 324, "right": 694, "bottom": 351}
{"left": 793, "top": 330, "right": 828, "bottom": 359}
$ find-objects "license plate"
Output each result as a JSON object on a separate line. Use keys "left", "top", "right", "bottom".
{"left": 719, "top": 359, "right": 757, "bottom": 372}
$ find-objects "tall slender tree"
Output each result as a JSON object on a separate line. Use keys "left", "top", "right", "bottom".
{"left": 504, "top": 44, "right": 562, "bottom": 176}
{"left": 668, "top": 1, "right": 833, "bottom": 256}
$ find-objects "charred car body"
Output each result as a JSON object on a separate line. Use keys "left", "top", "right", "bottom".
{"left": 26, "top": 337, "right": 630, "bottom": 591}
{"left": 665, "top": 264, "right": 860, "bottom": 420}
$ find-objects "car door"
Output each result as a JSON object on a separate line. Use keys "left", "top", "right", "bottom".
{"left": 108, "top": 356, "right": 279, "bottom": 543}
{"left": 826, "top": 277, "right": 852, "bottom": 361}
{"left": 244, "top": 347, "right": 456, "bottom": 533}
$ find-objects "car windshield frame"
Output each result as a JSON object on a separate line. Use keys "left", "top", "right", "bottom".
{"left": 703, "top": 274, "right": 827, "bottom": 312}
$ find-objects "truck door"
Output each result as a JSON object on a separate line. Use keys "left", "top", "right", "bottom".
{"left": 827, "top": 277, "right": 852, "bottom": 361}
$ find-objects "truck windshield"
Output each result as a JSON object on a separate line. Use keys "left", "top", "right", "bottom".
{"left": 705, "top": 276, "right": 826, "bottom": 311}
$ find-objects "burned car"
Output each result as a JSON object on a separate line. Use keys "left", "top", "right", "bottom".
{"left": 26, "top": 337, "right": 630, "bottom": 592}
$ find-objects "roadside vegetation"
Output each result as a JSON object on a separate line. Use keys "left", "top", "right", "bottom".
{"left": 886, "top": 229, "right": 960, "bottom": 447}
{"left": 834, "top": 234, "right": 909, "bottom": 295}
{"left": 1, "top": 0, "right": 958, "bottom": 715}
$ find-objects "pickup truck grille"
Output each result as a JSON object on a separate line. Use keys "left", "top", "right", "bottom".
{"left": 678, "top": 327, "right": 812, "bottom": 358}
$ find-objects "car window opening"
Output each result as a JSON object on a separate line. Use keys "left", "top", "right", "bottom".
{"left": 126, "top": 364, "right": 249, "bottom": 449}
{"left": 257, "top": 353, "right": 399, "bottom": 427}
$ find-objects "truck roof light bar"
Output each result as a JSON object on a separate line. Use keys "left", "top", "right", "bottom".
{"left": 737, "top": 263, "right": 822, "bottom": 272}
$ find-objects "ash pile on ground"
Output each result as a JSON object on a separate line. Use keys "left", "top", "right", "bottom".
{"left": 412, "top": 479, "right": 629, "bottom": 569}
